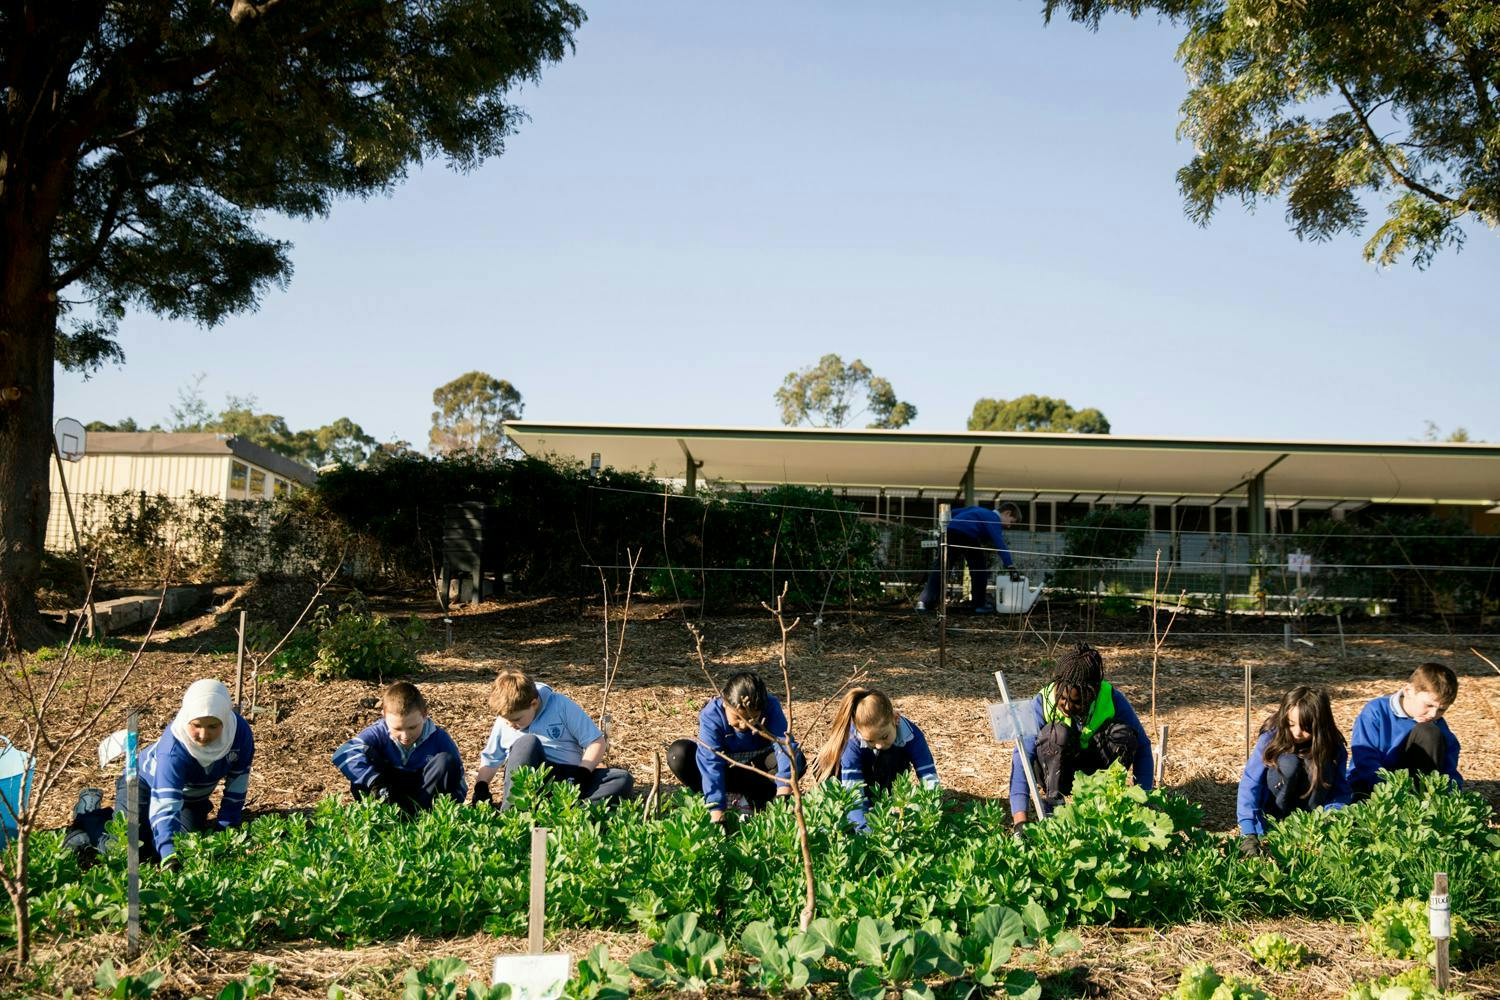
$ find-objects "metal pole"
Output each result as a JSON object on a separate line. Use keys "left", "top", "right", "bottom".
{"left": 125, "top": 710, "right": 141, "bottom": 958}
{"left": 50, "top": 436, "right": 97, "bottom": 639}
{"left": 234, "top": 610, "right": 247, "bottom": 711}
{"left": 995, "top": 671, "right": 1046, "bottom": 820}
{"left": 938, "top": 504, "right": 951, "bottom": 672}
{"left": 577, "top": 454, "right": 601, "bottom": 618}
{"left": 528, "top": 826, "right": 549, "bottom": 954}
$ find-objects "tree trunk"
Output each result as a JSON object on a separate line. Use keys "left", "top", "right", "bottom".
{"left": 7, "top": 832, "right": 31, "bottom": 967}
{"left": 0, "top": 217, "right": 61, "bottom": 639}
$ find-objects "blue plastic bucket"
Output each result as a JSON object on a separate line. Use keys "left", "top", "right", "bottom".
{"left": 0, "top": 736, "right": 34, "bottom": 849}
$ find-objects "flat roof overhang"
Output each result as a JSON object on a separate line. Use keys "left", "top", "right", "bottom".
{"left": 504, "top": 422, "right": 1500, "bottom": 505}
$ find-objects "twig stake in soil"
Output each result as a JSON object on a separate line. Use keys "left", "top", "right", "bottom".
{"left": 234, "top": 610, "right": 247, "bottom": 711}
{"left": 1155, "top": 724, "right": 1169, "bottom": 786}
{"left": 1148, "top": 549, "right": 1186, "bottom": 733}
{"left": 1337, "top": 613, "right": 1347, "bottom": 658}
{"left": 126, "top": 709, "right": 141, "bottom": 959}
{"left": 528, "top": 827, "right": 549, "bottom": 955}
{"left": 1431, "top": 872, "right": 1450, "bottom": 992}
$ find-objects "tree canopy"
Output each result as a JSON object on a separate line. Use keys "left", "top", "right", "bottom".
{"left": 0, "top": 1, "right": 583, "bottom": 617}
{"left": 1043, "top": 0, "right": 1500, "bottom": 267}
{"left": 968, "top": 395, "right": 1111, "bottom": 434}
{"left": 429, "top": 371, "right": 524, "bottom": 454}
{"left": 775, "top": 354, "right": 917, "bottom": 429}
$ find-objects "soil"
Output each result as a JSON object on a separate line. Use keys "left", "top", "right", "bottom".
{"left": 5, "top": 585, "right": 1500, "bottom": 997}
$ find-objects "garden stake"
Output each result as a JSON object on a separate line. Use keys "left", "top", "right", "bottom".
{"left": 1431, "top": 872, "right": 1450, "bottom": 992}
{"left": 938, "top": 504, "right": 950, "bottom": 673}
{"left": 529, "top": 827, "right": 548, "bottom": 954}
{"left": 1336, "top": 614, "right": 1346, "bottom": 658}
{"left": 1283, "top": 623, "right": 1291, "bottom": 651}
{"left": 994, "top": 670, "right": 1044, "bottom": 821}
{"left": 125, "top": 709, "right": 141, "bottom": 959}
{"left": 444, "top": 617, "right": 453, "bottom": 648}
{"left": 1155, "top": 724, "right": 1168, "bottom": 786}
{"left": 1243, "top": 660, "right": 1252, "bottom": 762}
{"left": 234, "top": 610, "right": 247, "bottom": 711}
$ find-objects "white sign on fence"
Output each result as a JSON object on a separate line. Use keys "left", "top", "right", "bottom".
{"left": 1288, "top": 552, "right": 1313, "bottom": 575}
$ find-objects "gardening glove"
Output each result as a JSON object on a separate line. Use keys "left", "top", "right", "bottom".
{"left": 470, "top": 781, "right": 492, "bottom": 806}
{"left": 160, "top": 853, "right": 180, "bottom": 873}
{"left": 366, "top": 776, "right": 395, "bottom": 803}
{"left": 1238, "top": 834, "right": 1263, "bottom": 859}
{"left": 1008, "top": 569, "right": 1022, "bottom": 582}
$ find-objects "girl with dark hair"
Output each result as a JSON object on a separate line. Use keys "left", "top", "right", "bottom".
{"left": 1010, "top": 643, "right": 1154, "bottom": 828}
{"left": 813, "top": 688, "right": 939, "bottom": 831}
{"left": 1236, "top": 685, "right": 1351, "bottom": 857}
{"left": 667, "top": 671, "right": 805, "bottom": 823}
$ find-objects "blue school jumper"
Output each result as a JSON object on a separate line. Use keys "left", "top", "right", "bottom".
{"left": 139, "top": 718, "right": 254, "bottom": 859}
{"left": 695, "top": 694, "right": 797, "bottom": 812}
{"left": 1347, "top": 692, "right": 1462, "bottom": 795}
{"left": 838, "top": 716, "right": 940, "bottom": 830}
{"left": 1236, "top": 730, "right": 1352, "bottom": 835}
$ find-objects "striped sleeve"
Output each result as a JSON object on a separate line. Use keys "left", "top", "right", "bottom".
{"left": 902, "top": 719, "right": 940, "bottom": 788}
{"left": 144, "top": 742, "right": 190, "bottom": 859}
{"left": 216, "top": 721, "right": 254, "bottom": 830}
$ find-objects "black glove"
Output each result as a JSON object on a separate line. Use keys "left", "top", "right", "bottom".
{"left": 1008, "top": 569, "right": 1022, "bottom": 581}
{"left": 471, "top": 781, "right": 492, "bottom": 806}
{"left": 1238, "top": 834, "right": 1263, "bottom": 859}
{"left": 366, "top": 775, "right": 394, "bottom": 803}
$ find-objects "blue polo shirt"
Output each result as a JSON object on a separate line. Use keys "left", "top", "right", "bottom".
{"left": 480, "top": 684, "right": 604, "bottom": 769}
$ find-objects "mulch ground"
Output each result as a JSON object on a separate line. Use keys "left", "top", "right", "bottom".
{"left": 5, "top": 586, "right": 1500, "bottom": 997}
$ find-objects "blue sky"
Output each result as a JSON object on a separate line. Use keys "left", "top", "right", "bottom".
{"left": 56, "top": 1, "right": 1499, "bottom": 447}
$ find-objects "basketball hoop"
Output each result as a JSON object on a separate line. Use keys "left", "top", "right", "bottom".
{"left": 54, "top": 417, "right": 86, "bottom": 462}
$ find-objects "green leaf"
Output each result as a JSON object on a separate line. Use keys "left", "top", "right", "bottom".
{"left": 847, "top": 967, "right": 885, "bottom": 1000}
{"left": 854, "top": 917, "right": 887, "bottom": 968}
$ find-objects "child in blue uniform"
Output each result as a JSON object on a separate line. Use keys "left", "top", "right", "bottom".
{"left": 1010, "top": 643, "right": 1153, "bottom": 828}
{"left": 667, "top": 672, "right": 806, "bottom": 823}
{"left": 1348, "top": 662, "right": 1462, "bottom": 800}
{"left": 1236, "top": 685, "right": 1351, "bottom": 857}
{"left": 333, "top": 681, "right": 465, "bottom": 813}
{"left": 118, "top": 678, "right": 254, "bottom": 866}
{"left": 471, "top": 670, "right": 632, "bottom": 808}
{"left": 813, "top": 687, "right": 939, "bottom": 831}
{"left": 917, "top": 504, "right": 1020, "bottom": 614}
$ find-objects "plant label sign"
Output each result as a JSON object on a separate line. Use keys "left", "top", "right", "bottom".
{"left": 491, "top": 953, "right": 571, "bottom": 1000}
{"left": 986, "top": 702, "right": 1039, "bottom": 742}
{"left": 1288, "top": 552, "right": 1313, "bottom": 575}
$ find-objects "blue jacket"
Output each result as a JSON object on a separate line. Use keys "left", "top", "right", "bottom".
{"left": 1236, "top": 730, "right": 1352, "bottom": 835}
{"left": 839, "top": 716, "right": 940, "bottom": 831}
{"left": 947, "top": 507, "right": 1013, "bottom": 568}
{"left": 695, "top": 694, "right": 797, "bottom": 812}
{"left": 140, "top": 716, "right": 254, "bottom": 859}
{"left": 1347, "top": 692, "right": 1462, "bottom": 795}
{"left": 332, "top": 718, "right": 467, "bottom": 799}
{"left": 1009, "top": 686, "right": 1153, "bottom": 815}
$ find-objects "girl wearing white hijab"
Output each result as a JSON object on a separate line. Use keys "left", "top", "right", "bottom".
{"left": 116, "top": 678, "right": 255, "bottom": 866}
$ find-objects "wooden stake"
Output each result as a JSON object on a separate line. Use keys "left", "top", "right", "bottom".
{"left": 1155, "top": 724, "right": 1169, "bottom": 786}
{"left": 528, "top": 827, "right": 548, "bottom": 955}
{"left": 1243, "top": 660, "right": 1253, "bottom": 762}
{"left": 234, "top": 610, "right": 247, "bottom": 711}
{"left": 125, "top": 710, "right": 141, "bottom": 958}
{"left": 1432, "top": 872, "right": 1450, "bottom": 993}
{"left": 1336, "top": 613, "right": 1347, "bottom": 659}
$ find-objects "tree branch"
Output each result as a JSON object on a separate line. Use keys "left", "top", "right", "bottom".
{"left": 1337, "top": 81, "right": 1455, "bottom": 206}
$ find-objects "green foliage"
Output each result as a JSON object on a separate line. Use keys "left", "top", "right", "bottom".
{"left": 1057, "top": 507, "right": 1148, "bottom": 591}
{"left": 627, "top": 913, "right": 727, "bottom": 992}
{"left": 401, "top": 957, "right": 513, "bottom": 1000}
{"left": 775, "top": 353, "right": 917, "bottom": 429}
{"left": 1042, "top": 1, "right": 1500, "bottom": 267}
{"left": 564, "top": 945, "right": 632, "bottom": 1000}
{"left": 273, "top": 600, "right": 424, "bottom": 680}
{"left": 1246, "top": 932, "right": 1307, "bottom": 972}
{"left": 739, "top": 920, "right": 827, "bottom": 993}
{"left": 1361, "top": 898, "right": 1473, "bottom": 968}
{"left": 968, "top": 395, "right": 1110, "bottom": 434}
{"left": 1345, "top": 966, "right": 1470, "bottom": 1000}
{"left": 1292, "top": 515, "right": 1500, "bottom": 614}
{"left": 1161, "top": 963, "right": 1269, "bottom": 1000}
{"left": 201, "top": 964, "right": 278, "bottom": 1000}
{"left": 429, "top": 372, "right": 524, "bottom": 456}
{"left": 93, "top": 960, "right": 164, "bottom": 999}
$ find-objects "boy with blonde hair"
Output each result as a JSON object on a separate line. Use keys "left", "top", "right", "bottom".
{"left": 333, "top": 681, "right": 465, "bottom": 814}
{"left": 472, "top": 670, "right": 632, "bottom": 808}
{"left": 1348, "top": 662, "right": 1463, "bottom": 799}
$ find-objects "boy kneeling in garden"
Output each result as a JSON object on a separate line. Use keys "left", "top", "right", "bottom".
{"left": 1010, "top": 643, "right": 1153, "bottom": 830}
{"left": 333, "top": 681, "right": 466, "bottom": 814}
{"left": 1348, "top": 662, "right": 1463, "bottom": 800}
{"left": 471, "top": 670, "right": 633, "bottom": 808}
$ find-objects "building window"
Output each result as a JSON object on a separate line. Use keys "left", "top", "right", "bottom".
{"left": 273, "top": 477, "right": 289, "bottom": 497}
{"left": 229, "top": 462, "right": 249, "bottom": 498}
{"left": 249, "top": 468, "right": 266, "bottom": 497}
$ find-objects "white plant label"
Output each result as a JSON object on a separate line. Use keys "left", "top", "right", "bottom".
{"left": 1429, "top": 893, "right": 1451, "bottom": 939}
{"left": 492, "top": 953, "right": 571, "bottom": 1000}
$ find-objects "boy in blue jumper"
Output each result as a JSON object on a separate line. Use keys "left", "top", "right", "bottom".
{"left": 333, "top": 681, "right": 465, "bottom": 814}
{"left": 1348, "top": 662, "right": 1462, "bottom": 800}
{"left": 115, "top": 678, "right": 254, "bottom": 867}
{"left": 917, "top": 504, "right": 1019, "bottom": 614}
{"left": 1010, "top": 643, "right": 1153, "bottom": 828}
{"left": 667, "top": 672, "right": 806, "bottom": 823}
{"left": 471, "top": 670, "right": 632, "bottom": 808}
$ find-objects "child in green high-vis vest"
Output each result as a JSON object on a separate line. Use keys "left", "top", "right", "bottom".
{"left": 1009, "top": 643, "right": 1154, "bottom": 829}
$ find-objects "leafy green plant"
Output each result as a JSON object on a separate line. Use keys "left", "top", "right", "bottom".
{"left": 401, "top": 957, "right": 512, "bottom": 1000}
{"left": 951, "top": 905, "right": 1047, "bottom": 1000}
{"left": 739, "top": 920, "right": 827, "bottom": 993}
{"left": 843, "top": 915, "right": 965, "bottom": 1000}
{"left": 273, "top": 600, "right": 424, "bottom": 680}
{"left": 627, "top": 913, "right": 726, "bottom": 992}
{"left": 204, "top": 964, "right": 278, "bottom": 1000}
{"left": 565, "top": 945, "right": 632, "bottom": 1000}
{"left": 94, "top": 960, "right": 164, "bottom": 999}
{"left": 1161, "top": 962, "right": 1270, "bottom": 1000}
{"left": 1361, "top": 898, "right": 1473, "bottom": 967}
{"left": 1247, "top": 933, "right": 1307, "bottom": 972}
{"left": 1345, "top": 966, "right": 1470, "bottom": 1000}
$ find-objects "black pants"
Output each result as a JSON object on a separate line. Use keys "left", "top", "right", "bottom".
{"left": 1033, "top": 720, "right": 1138, "bottom": 807}
{"left": 1263, "top": 753, "right": 1334, "bottom": 821}
{"left": 919, "top": 534, "right": 993, "bottom": 608}
{"left": 352, "top": 750, "right": 464, "bottom": 814}
{"left": 666, "top": 738, "right": 808, "bottom": 806}
{"left": 500, "top": 734, "right": 634, "bottom": 809}
{"left": 1354, "top": 721, "right": 1449, "bottom": 800}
